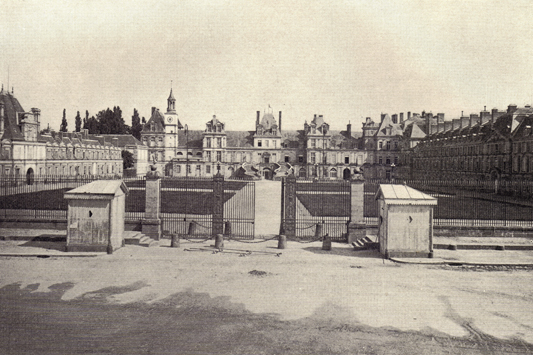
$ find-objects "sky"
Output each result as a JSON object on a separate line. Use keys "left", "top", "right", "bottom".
{"left": 1, "top": 0, "right": 533, "bottom": 133}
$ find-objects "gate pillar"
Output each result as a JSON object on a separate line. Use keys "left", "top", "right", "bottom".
{"left": 142, "top": 165, "right": 161, "bottom": 241}
{"left": 212, "top": 172, "right": 224, "bottom": 236}
{"left": 347, "top": 178, "right": 366, "bottom": 244}
{"left": 282, "top": 174, "right": 297, "bottom": 237}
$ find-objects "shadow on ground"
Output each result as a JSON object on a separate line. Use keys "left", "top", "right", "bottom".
{"left": 20, "top": 240, "right": 67, "bottom": 252}
{"left": 302, "top": 246, "right": 383, "bottom": 259}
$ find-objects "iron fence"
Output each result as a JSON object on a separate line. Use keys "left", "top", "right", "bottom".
{"left": 364, "top": 179, "right": 533, "bottom": 228}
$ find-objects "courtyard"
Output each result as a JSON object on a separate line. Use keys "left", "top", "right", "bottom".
{"left": 1, "top": 237, "right": 532, "bottom": 354}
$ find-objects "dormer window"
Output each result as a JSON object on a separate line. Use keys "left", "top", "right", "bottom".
{"left": 258, "top": 140, "right": 262, "bottom": 147}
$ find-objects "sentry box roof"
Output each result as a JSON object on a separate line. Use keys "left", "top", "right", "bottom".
{"left": 64, "top": 180, "right": 129, "bottom": 200}
{"left": 375, "top": 184, "right": 437, "bottom": 206}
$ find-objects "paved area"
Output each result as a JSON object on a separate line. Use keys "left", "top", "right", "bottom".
{"left": 254, "top": 180, "right": 281, "bottom": 236}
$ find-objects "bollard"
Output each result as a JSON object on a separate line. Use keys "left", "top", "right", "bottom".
{"left": 170, "top": 234, "right": 180, "bottom": 248}
{"left": 314, "top": 223, "right": 324, "bottom": 240}
{"left": 322, "top": 233, "right": 331, "bottom": 251}
{"left": 448, "top": 244, "right": 457, "bottom": 251}
{"left": 215, "top": 234, "right": 224, "bottom": 249}
{"left": 224, "top": 221, "right": 232, "bottom": 236}
{"left": 107, "top": 243, "right": 113, "bottom": 255}
{"left": 188, "top": 222, "right": 197, "bottom": 235}
{"left": 278, "top": 235, "right": 287, "bottom": 249}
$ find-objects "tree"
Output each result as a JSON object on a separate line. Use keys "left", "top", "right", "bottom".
{"left": 142, "top": 117, "right": 146, "bottom": 124}
{"left": 40, "top": 124, "right": 51, "bottom": 135}
{"left": 121, "top": 150, "right": 134, "bottom": 170}
{"left": 86, "top": 115, "right": 99, "bottom": 134}
{"left": 131, "top": 108, "right": 142, "bottom": 140}
{"left": 82, "top": 110, "right": 89, "bottom": 130}
{"left": 75, "top": 111, "right": 82, "bottom": 132}
{"left": 59, "top": 109, "right": 68, "bottom": 132}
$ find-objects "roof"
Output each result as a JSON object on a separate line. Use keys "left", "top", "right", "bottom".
{"left": 97, "top": 134, "right": 145, "bottom": 147}
{"left": 0, "top": 89, "right": 25, "bottom": 140}
{"left": 64, "top": 180, "right": 129, "bottom": 199}
{"left": 260, "top": 112, "right": 277, "bottom": 130}
{"left": 375, "top": 184, "right": 437, "bottom": 205}
{"left": 177, "top": 130, "right": 203, "bottom": 148}
{"left": 226, "top": 131, "right": 254, "bottom": 148}
{"left": 142, "top": 108, "right": 166, "bottom": 133}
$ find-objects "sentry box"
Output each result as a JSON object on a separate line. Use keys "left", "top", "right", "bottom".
{"left": 375, "top": 184, "right": 437, "bottom": 258}
{"left": 64, "top": 180, "right": 129, "bottom": 253}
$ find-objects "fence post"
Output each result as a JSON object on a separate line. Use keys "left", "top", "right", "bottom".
{"left": 347, "top": 177, "right": 366, "bottom": 244}
{"left": 212, "top": 172, "right": 224, "bottom": 236}
{"left": 281, "top": 174, "right": 296, "bottom": 237}
{"left": 141, "top": 165, "right": 162, "bottom": 241}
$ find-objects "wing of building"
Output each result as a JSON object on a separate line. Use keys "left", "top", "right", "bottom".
{"left": 0, "top": 87, "right": 124, "bottom": 179}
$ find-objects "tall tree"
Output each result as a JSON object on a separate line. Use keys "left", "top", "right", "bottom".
{"left": 121, "top": 150, "right": 134, "bottom": 169}
{"left": 86, "top": 115, "right": 99, "bottom": 134}
{"left": 82, "top": 110, "right": 89, "bottom": 130}
{"left": 75, "top": 111, "right": 82, "bottom": 132}
{"left": 131, "top": 108, "right": 142, "bottom": 140}
{"left": 59, "top": 109, "right": 68, "bottom": 132}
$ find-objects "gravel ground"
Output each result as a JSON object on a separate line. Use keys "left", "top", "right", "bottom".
{"left": 1, "top": 239, "right": 532, "bottom": 354}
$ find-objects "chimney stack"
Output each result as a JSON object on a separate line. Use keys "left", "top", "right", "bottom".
{"left": 256, "top": 111, "right": 260, "bottom": 127}
{"left": 452, "top": 118, "right": 461, "bottom": 131}
{"left": 152, "top": 107, "right": 156, "bottom": 115}
{"left": 437, "top": 113, "right": 445, "bottom": 123}
{"left": 347, "top": 121, "right": 352, "bottom": 136}
{"left": 278, "top": 111, "right": 282, "bottom": 132}
{"left": 507, "top": 104, "right": 518, "bottom": 114}
{"left": 407, "top": 112, "right": 411, "bottom": 120}
{"left": 392, "top": 114, "right": 398, "bottom": 124}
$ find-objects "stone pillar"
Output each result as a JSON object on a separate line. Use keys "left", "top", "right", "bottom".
{"left": 142, "top": 166, "right": 161, "bottom": 240}
{"left": 212, "top": 173, "right": 224, "bottom": 236}
{"left": 281, "top": 174, "right": 296, "bottom": 237}
{"left": 347, "top": 178, "right": 366, "bottom": 244}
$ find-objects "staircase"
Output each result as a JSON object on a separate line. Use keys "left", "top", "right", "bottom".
{"left": 351, "top": 236, "right": 378, "bottom": 251}
{"left": 123, "top": 231, "right": 160, "bottom": 247}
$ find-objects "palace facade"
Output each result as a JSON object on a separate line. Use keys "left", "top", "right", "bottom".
{"left": 0, "top": 88, "right": 123, "bottom": 180}
{"left": 142, "top": 91, "right": 366, "bottom": 180}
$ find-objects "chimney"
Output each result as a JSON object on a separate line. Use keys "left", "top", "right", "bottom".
{"left": 256, "top": 111, "right": 260, "bottom": 126}
{"left": 278, "top": 111, "right": 282, "bottom": 132}
{"left": 347, "top": 121, "right": 352, "bottom": 135}
{"left": 492, "top": 108, "right": 505, "bottom": 125}
{"left": 445, "top": 121, "right": 452, "bottom": 132}
{"left": 461, "top": 115, "right": 471, "bottom": 128}
{"left": 407, "top": 111, "right": 411, "bottom": 120}
{"left": 399, "top": 113, "right": 404, "bottom": 124}
{"left": 437, "top": 113, "right": 445, "bottom": 123}
{"left": 0, "top": 102, "right": 4, "bottom": 137}
{"left": 507, "top": 104, "right": 518, "bottom": 114}
{"left": 392, "top": 114, "right": 398, "bottom": 124}
{"left": 152, "top": 107, "right": 156, "bottom": 115}
{"left": 480, "top": 110, "right": 490, "bottom": 125}
{"left": 438, "top": 122, "right": 445, "bottom": 133}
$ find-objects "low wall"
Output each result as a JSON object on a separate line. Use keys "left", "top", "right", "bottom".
{"left": 365, "top": 225, "right": 533, "bottom": 239}
{"left": 0, "top": 219, "right": 142, "bottom": 232}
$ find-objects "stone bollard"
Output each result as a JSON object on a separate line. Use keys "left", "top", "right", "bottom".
{"left": 215, "top": 234, "right": 224, "bottom": 249}
{"left": 170, "top": 234, "right": 180, "bottom": 248}
{"left": 314, "top": 223, "right": 324, "bottom": 240}
{"left": 322, "top": 233, "right": 331, "bottom": 251}
{"left": 188, "top": 222, "right": 197, "bottom": 236}
{"left": 278, "top": 235, "right": 287, "bottom": 249}
{"left": 224, "top": 221, "right": 232, "bottom": 236}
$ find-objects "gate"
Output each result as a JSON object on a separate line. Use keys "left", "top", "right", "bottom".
{"left": 281, "top": 175, "right": 351, "bottom": 241}
{"left": 160, "top": 175, "right": 255, "bottom": 239}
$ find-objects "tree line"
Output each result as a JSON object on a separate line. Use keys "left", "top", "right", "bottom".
{"left": 55, "top": 107, "right": 146, "bottom": 140}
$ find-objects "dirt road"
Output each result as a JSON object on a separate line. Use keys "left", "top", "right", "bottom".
{"left": 1, "top": 240, "right": 532, "bottom": 354}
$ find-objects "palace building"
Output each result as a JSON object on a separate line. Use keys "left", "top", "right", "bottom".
{"left": 0, "top": 87, "right": 123, "bottom": 180}
{"left": 141, "top": 90, "right": 366, "bottom": 180}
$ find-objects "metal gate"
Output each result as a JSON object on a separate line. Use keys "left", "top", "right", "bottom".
{"left": 281, "top": 175, "right": 351, "bottom": 241}
{"left": 160, "top": 175, "right": 255, "bottom": 239}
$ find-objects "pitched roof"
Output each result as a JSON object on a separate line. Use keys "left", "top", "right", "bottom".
{"left": 177, "top": 130, "right": 203, "bottom": 148}
{"left": 97, "top": 134, "right": 144, "bottom": 147}
{"left": 375, "top": 184, "right": 437, "bottom": 205}
{"left": 0, "top": 89, "right": 25, "bottom": 140}
{"left": 226, "top": 131, "right": 254, "bottom": 148}
{"left": 142, "top": 108, "right": 165, "bottom": 133}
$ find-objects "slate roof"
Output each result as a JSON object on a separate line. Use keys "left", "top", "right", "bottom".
{"left": 226, "top": 131, "right": 254, "bottom": 148}
{"left": 142, "top": 108, "right": 166, "bottom": 133}
{"left": 0, "top": 89, "right": 25, "bottom": 141}
{"left": 97, "top": 134, "right": 144, "bottom": 147}
{"left": 177, "top": 130, "right": 203, "bottom": 148}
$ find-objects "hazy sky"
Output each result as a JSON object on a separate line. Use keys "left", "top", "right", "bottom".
{"left": 2, "top": 0, "right": 533, "bottom": 132}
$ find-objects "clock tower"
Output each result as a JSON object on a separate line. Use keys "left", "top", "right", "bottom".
{"left": 164, "top": 88, "right": 179, "bottom": 134}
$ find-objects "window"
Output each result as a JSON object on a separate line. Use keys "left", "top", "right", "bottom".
{"left": 394, "top": 141, "right": 398, "bottom": 150}
{"left": 386, "top": 157, "right": 391, "bottom": 165}
{"left": 394, "top": 156, "right": 398, "bottom": 165}
{"left": 344, "top": 156, "right": 349, "bottom": 164}
{"left": 310, "top": 152, "right": 316, "bottom": 164}
{"left": 187, "top": 165, "right": 191, "bottom": 174}
{"left": 176, "top": 165, "right": 181, "bottom": 174}
{"left": 379, "top": 141, "right": 383, "bottom": 149}
{"left": 206, "top": 138, "right": 211, "bottom": 148}
{"left": 257, "top": 140, "right": 262, "bottom": 147}
{"left": 264, "top": 157, "right": 269, "bottom": 163}
{"left": 285, "top": 155, "right": 289, "bottom": 162}
{"left": 242, "top": 154, "right": 247, "bottom": 162}
{"left": 217, "top": 138, "right": 222, "bottom": 147}
{"left": 379, "top": 157, "right": 383, "bottom": 164}
{"left": 311, "top": 139, "right": 316, "bottom": 148}
{"left": 216, "top": 151, "right": 222, "bottom": 162}
{"left": 298, "top": 156, "right": 304, "bottom": 163}
{"left": 206, "top": 165, "right": 211, "bottom": 174}
{"left": 273, "top": 140, "right": 276, "bottom": 148}
{"left": 386, "top": 141, "right": 390, "bottom": 150}
{"left": 196, "top": 165, "right": 201, "bottom": 171}
{"left": 265, "top": 140, "right": 269, "bottom": 147}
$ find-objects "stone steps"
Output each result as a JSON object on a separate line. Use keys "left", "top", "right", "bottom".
{"left": 123, "top": 231, "right": 160, "bottom": 247}
{"left": 352, "top": 236, "right": 376, "bottom": 250}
